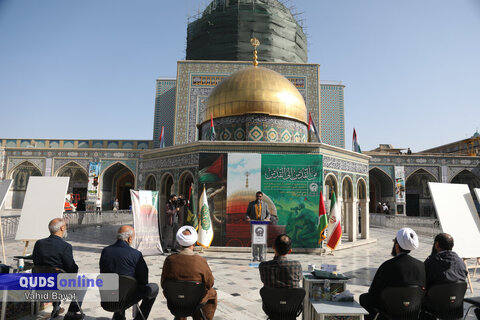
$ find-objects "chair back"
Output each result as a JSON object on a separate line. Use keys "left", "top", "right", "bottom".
{"left": 424, "top": 281, "right": 466, "bottom": 319}
{"left": 100, "top": 275, "right": 139, "bottom": 312}
{"left": 260, "top": 287, "right": 306, "bottom": 320}
{"left": 162, "top": 280, "right": 206, "bottom": 318}
{"left": 379, "top": 285, "right": 425, "bottom": 319}
{"left": 32, "top": 265, "right": 66, "bottom": 273}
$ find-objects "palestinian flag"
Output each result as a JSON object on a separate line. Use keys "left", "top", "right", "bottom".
{"left": 197, "top": 186, "right": 213, "bottom": 248}
{"left": 326, "top": 192, "right": 342, "bottom": 250}
{"left": 317, "top": 191, "right": 328, "bottom": 244}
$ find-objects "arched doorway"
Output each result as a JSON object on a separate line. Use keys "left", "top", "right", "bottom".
{"left": 324, "top": 174, "right": 338, "bottom": 213}
{"left": 406, "top": 169, "right": 437, "bottom": 217}
{"left": 357, "top": 178, "right": 369, "bottom": 239}
{"left": 145, "top": 175, "right": 157, "bottom": 191}
{"left": 57, "top": 162, "right": 88, "bottom": 202}
{"left": 369, "top": 168, "right": 394, "bottom": 213}
{"left": 451, "top": 170, "right": 480, "bottom": 211}
{"left": 9, "top": 161, "right": 42, "bottom": 209}
{"left": 342, "top": 176, "right": 354, "bottom": 241}
{"left": 101, "top": 163, "right": 135, "bottom": 210}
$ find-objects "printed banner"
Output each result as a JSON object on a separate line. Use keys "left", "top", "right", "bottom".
{"left": 131, "top": 190, "right": 163, "bottom": 256}
{"left": 394, "top": 166, "right": 406, "bottom": 203}
{"left": 261, "top": 154, "right": 323, "bottom": 248}
{"left": 87, "top": 162, "right": 101, "bottom": 201}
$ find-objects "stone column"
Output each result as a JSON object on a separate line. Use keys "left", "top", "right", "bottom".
{"left": 349, "top": 199, "right": 358, "bottom": 242}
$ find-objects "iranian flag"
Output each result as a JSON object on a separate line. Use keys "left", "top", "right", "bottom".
{"left": 326, "top": 192, "right": 342, "bottom": 250}
{"left": 317, "top": 191, "right": 328, "bottom": 244}
{"left": 210, "top": 114, "right": 216, "bottom": 141}
{"left": 197, "top": 186, "right": 214, "bottom": 248}
{"left": 353, "top": 128, "right": 361, "bottom": 153}
{"left": 159, "top": 126, "right": 165, "bottom": 148}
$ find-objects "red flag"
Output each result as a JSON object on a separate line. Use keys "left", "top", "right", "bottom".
{"left": 159, "top": 126, "right": 165, "bottom": 148}
{"left": 318, "top": 191, "right": 328, "bottom": 243}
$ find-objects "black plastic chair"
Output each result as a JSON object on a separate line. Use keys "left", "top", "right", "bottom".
{"left": 99, "top": 275, "right": 145, "bottom": 320}
{"left": 463, "top": 296, "right": 480, "bottom": 320}
{"left": 373, "top": 285, "right": 425, "bottom": 320}
{"left": 32, "top": 265, "right": 85, "bottom": 319}
{"left": 162, "top": 280, "right": 207, "bottom": 320}
{"left": 422, "top": 281, "right": 466, "bottom": 319}
{"left": 259, "top": 287, "right": 306, "bottom": 320}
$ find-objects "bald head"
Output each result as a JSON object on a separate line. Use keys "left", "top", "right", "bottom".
{"left": 48, "top": 218, "right": 66, "bottom": 235}
{"left": 434, "top": 233, "right": 454, "bottom": 251}
{"left": 117, "top": 225, "right": 135, "bottom": 244}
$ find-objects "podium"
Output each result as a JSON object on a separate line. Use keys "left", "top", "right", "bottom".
{"left": 250, "top": 221, "right": 269, "bottom": 262}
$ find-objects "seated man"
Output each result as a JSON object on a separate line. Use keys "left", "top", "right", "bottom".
{"left": 359, "top": 227, "right": 425, "bottom": 320}
{"left": 161, "top": 226, "right": 217, "bottom": 320}
{"left": 259, "top": 234, "right": 302, "bottom": 288}
{"left": 99, "top": 225, "right": 159, "bottom": 320}
{"left": 424, "top": 232, "right": 467, "bottom": 288}
{"left": 33, "top": 218, "right": 85, "bottom": 320}
{"left": 421, "top": 233, "right": 467, "bottom": 318}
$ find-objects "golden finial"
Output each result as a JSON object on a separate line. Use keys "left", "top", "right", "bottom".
{"left": 250, "top": 37, "right": 260, "bottom": 67}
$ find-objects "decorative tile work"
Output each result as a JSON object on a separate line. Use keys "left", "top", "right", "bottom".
{"left": 323, "top": 156, "right": 369, "bottom": 175}
{"left": 153, "top": 79, "right": 177, "bottom": 147}
{"left": 53, "top": 159, "right": 90, "bottom": 174}
{"left": 100, "top": 160, "right": 138, "bottom": 176}
{"left": 142, "top": 154, "right": 199, "bottom": 171}
{"left": 404, "top": 166, "right": 440, "bottom": 181}
{"left": 175, "top": 61, "right": 320, "bottom": 145}
{"left": 320, "top": 84, "right": 345, "bottom": 148}
{"left": 0, "top": 148, "right": 6, "bottom": 180}
{"left": 7, "top": 158, "right": 45, "bottom": 176}
{"left": 199, "top": 115, "right": 307, "bottom": 143}
{"left": 370, "top": 165, "right": 394, "bottom": 178}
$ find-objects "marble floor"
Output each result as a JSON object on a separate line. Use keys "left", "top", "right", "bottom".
{"left": 4, "top": 224, "right": 478, "bottom": 320}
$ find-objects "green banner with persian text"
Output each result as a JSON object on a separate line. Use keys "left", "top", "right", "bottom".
{"left": 261, "top": 154, "right": 323, "bottom": 248}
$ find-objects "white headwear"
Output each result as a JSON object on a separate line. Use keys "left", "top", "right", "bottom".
{"left": 396, "top": 227, "right": 419, "bottom": 251}
{"left": 176, "top": 226, "right": 198, "bottom": 247}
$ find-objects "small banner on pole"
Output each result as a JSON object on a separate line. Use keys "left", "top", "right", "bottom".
{"left": 131, "top": 190, "right": 163, "bottom": 256}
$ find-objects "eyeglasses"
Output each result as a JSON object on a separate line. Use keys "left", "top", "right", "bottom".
{"left": 256, "top": 195, "right": 262, "bottom": 198}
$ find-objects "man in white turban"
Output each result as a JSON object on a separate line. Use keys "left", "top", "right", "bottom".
{"left": 161, "top": 226, "right": 217, "bottom": 320}
{"left": 359, "top": 227, "right": 425, "bottom": 320}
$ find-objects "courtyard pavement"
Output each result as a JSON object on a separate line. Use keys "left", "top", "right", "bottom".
{"left": 3, "top": 224, "right": 478, "bottom": 320}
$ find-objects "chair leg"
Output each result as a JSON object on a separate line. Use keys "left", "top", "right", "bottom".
{"left": 133, "top": 303, "right": 146, "bottom": 320}
{"left": 199, "top": 308, "right": 207, "bottom": 320}
{"left": 373, "top": 312, "right": 379, "bottom": 320}
{"left": 463, "top": 305, "right": 474, "bottom": 320}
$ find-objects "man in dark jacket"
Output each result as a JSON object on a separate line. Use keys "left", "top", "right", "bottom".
{"left": 421, "top": 233, "right": 467, "bottom": 318}
{"left": 359, "top": 227, "right": 426, "bottom": 320}
{"left": 33, "top": 218, "right": 84, "bottom": 320}
{"left": 100, "top": 225, "right": 159, "bottom": 320}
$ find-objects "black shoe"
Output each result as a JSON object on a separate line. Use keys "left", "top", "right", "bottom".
{"left": 51, "top": 305, "right": 64, "bottom": 318}
{"left": 63, "top": 312, "right": 85, "bottom": 320}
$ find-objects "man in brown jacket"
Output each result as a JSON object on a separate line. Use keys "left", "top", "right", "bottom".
{"left": 161, "top": 226, "right": 217, "bottom": 320}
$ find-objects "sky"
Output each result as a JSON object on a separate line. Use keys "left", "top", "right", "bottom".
{"left": 1, "top": 0, "right": 479, "bottom": 152}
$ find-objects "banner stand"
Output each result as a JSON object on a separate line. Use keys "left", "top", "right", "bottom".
{"left": 250, "top": 221, "right": 269, "bottom": 262}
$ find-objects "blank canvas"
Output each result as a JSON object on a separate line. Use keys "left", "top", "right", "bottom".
{"left": 428, "top": 182, "right": 480, "bottom": 258}
{"left": 475, "top": 188, "right": 480, "bottom": 204}
{"left": 15, "top": 177, "right": 69, "bottom": 241}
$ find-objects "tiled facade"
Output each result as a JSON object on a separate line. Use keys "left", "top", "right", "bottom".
{"left": 320, "top": 82, "right": 345, "bottom": 148}
{"left": 153, "top": 79, "right": 177, "bottom": 147}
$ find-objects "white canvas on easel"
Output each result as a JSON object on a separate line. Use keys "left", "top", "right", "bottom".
{"left": 475, "top": 188, "right": 480, "bottom": 205}
{"left": 15, "top": 176, "right": 69, "bottom": 241}
{"left": 0, "top": 180, "right": 13, "bottom": 263}
{"left": 428, "top": 182, "right": 480, "bottom": 258}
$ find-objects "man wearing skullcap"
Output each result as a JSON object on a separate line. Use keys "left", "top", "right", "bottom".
{"left": 359, "top": 227, "right": 425, "bottom": 320}
{"left": 161, "top": 226, "right": 217, "bottom": 320}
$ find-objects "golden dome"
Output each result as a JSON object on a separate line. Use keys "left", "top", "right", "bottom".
{"left": 203, "top": 66, "right": 307, "bottom": 125}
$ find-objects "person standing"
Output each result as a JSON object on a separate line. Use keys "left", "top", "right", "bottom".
{"left": 246, "top": 191, "right": 271, "bottom": 261}
{"left": 96, "top": 198, "right": 102, "bottom": 215}
{"left": 99, "top": 225, "right": 159, "bottom": 320}
{"left": 259, "top": 234, "right": 302, "bottom": 288}
{"left": 164, "top": 194, "right": 180, "bottom": 253}
{"left": 33, "top": 218, "right": 85, "bottom": 320}
{"left": 161, "top": 226, "right": 217, "bottom": 320}
{"left": 113, "top": 198, "right": 119, "bottom": 214}
{"left": 359, "top": 227, "right": 425, "bottom": 320}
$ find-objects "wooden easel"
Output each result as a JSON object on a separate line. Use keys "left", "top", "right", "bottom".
{"left": 463, "top": 257, "right": 479, "bottom": 294}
